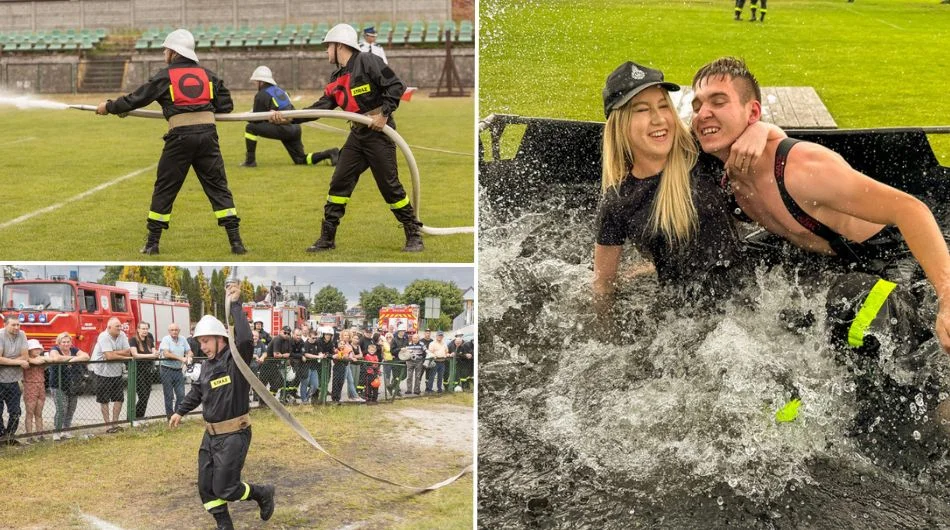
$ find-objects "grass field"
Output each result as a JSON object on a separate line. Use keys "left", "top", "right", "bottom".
{"left": 479, "top": 0, "right": 950, "bottom": 162}
{"left": 0, "top": 394, "right": 474, "bottom": 529}
{"left": 0, "top": 93, "right": 474, "bottom": 262}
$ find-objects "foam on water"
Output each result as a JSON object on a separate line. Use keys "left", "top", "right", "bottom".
{"left": 0, "top": 93, "right": 70, "bottom": 110}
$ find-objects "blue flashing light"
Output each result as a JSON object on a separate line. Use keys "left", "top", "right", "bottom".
{"left": 39, "top": 314, "right": 47, "bottom": 323}
{"left": 28, "top": 313, "right": 36, "bottom": 322}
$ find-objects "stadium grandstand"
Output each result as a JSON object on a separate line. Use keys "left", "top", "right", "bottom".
{"left": 0, "top": 0, "right": 473, "bottom": 93}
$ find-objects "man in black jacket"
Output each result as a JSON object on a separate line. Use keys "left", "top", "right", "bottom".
{"left": 96, "top": 29, "right": 246, "bottom": 255}
{"left": 169, "top": 283, "right": 274, "bottom": 530}
{"left": 448, "top": 333, "right": 474, "bottom": 391}
{"left": 241, "top": 65, "right": 339, "bottom": 168}
{"left": 270, "top": 23, "right": 423, "bottom": 253}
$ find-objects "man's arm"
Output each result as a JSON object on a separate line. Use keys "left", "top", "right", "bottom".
{"left": 727, "top": 121, "right": 787, "bottom": 176}
{"left": 100, "top": 71, "right": 168, "bottom": 115}
{"left": 789, "top": 144, "right": 950, "bottom": 350}
{"left": 227, "top": 284, "right": 254, "bottom": 363}
{"left": 102, "top": 335, "right": 133, "bottom": 360}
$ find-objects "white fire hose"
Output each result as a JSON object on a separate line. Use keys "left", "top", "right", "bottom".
{"left": 69, "top": 105, "right": 474, "bottom": 235}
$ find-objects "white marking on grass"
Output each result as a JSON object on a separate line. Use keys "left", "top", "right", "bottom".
{"left": 838, "top": 4, "right": 904, "bottom": 30}
{"left": 303, "top": 122, "right": 472, "bottom": 157}
{"left": 78, "top": 512, "right": 126, "bottom": 530}
{"left": 0, "top": 164, "right": 155, "bottom": 230}
{"left": 0, "top": 137, "right": 37, "bottom": 148}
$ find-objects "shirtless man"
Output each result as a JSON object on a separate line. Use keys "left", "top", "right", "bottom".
{"left": 690, "top": 57, "right": 950, "bottom": 459}
{"left": 690, "top": 56, "right": 950, "bottom": 354}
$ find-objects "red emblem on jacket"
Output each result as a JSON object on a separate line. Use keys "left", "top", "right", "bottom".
{"left": 169, "top": 67, "right": 212, "bottom": 106}
{"left": 325, "top": 73, "right": 361, "bottom": 113}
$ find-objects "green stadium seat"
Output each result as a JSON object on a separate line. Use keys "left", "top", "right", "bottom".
{"left": 134, "top": 39, "right": 149, "bottom": 50}
{"left": 392, "top": 22, "right": 408, "bottom": 45}
{"left": 316, "top": 22, "right": 329, "bottom": 37}
{"left": 425, "top": 21, "right": 440, "bottom": 43}
{"left": 443, "top": 20, "right": 457, "bottom": 41}
{"left": 408, "top": 21, "right": 424, "bottom": 44}
{"left": 275, "top": 35, "right": 291, "bottom": 46}
{"left": 377, "top": 21, "right": 393, "bottom": 44}
{"left": 95, "top": 28, "right": 106, "bottom": 38}
{"left": 458, "top": 20, "right": 473, "bottom": 43}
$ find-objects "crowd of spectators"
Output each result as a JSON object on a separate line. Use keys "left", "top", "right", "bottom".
{"left": 0, "top": 313, "right": 475, "bottom": 445}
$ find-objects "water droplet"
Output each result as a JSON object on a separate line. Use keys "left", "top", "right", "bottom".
{"left": 628, "top": 509, "right": 635, "bottom": 515}
{"left": 789, "top": 485, "right": 796, "bottom": 491}
{"left": 875, "top": 501, "right": 881, "bottom": 507}
{"left": 717, "top": 496, "right": 724, "bottom": 506}
{"left": 890, "top": 318, "right": 899, "bottom": 325}
{"left": 913, "top": 430, "right": 922, "bottom": 440}
{"left": 915, "top": 393, "right": 925, "bottom": 408}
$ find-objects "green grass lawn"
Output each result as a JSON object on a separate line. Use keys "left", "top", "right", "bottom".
{"left": 479, "top": 0, "right": 950, "bottom": 162}
{"left": 0, "top": 394, "right": 474, "bottom": 529}
{"left": 0, "top": 93, "right": 474, "bottom": 262}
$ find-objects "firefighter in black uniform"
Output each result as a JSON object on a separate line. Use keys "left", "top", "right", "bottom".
{"left": 269, "top": 23, "right": 424, "bottom": 253}
{"left": 169, "top": 283, "right": 275, "bottom": 530}
{"left": 734, "top": 0, "right": 767, "bottom": 21}
{"left": 240, "top": 65, "right": 340, "bottom": 168}
{"left": 96, "top": 29, "right": 246, "bottom": 255}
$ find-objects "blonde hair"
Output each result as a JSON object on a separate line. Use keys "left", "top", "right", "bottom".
{"left": 56, "top": 332, "right": 72, "bottom": 344}
{"left": 601, "top": 89, "right": 699, "bottom": 245}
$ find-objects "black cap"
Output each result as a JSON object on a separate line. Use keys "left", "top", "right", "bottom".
{"left": 602, "top": 61, "right": 679, "bottom": 119}
{"left": 282, "top": 325, "right": 292, "bottom": 333}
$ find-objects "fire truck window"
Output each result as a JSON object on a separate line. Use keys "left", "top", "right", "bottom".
{"left": 111, "top": 294, "right": 128, "bottom": 313}
{"left": 81, "top": 290, "right": 98, "bottom": 312}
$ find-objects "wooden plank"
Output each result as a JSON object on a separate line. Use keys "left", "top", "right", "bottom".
{"left": 785, "top": 86, "right": 821, "bottom": 128}
{"left": 797, "top": 86, "right": 838, "bottom": 128}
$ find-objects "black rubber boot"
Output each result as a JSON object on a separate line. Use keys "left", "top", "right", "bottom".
{"left": 241, "top": 138, "right": 257, "bottom": 167}
{"left": 251, "top": 484, "right": 276, "bottom": 521}
{"left": 750, "top": 9, "right": 757, "bottom": 20}
{"left": 306, "top": 221, "right": 337, "bottom": 252}
{"left": 308, "top": 148, "right": 340, "bottom": 166}
{"left": 226, "top": 227, "right": 247, "bottom": 255}
{"left": 212, "top": 511, "right": 234, "bottom": 530}
{"left": 402, "top": 223, "right": 424, "bottom": 252}
{"left": 140, "top": 228, "right": 161, "bottom": 255}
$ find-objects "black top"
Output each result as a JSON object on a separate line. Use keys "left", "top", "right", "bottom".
{"left": 299, "top": 51, "right": 405, "bottom": 128}
{"left": 107, "top": 57, "right": 233, "bottom": 120}
{"left": 596, "top": 163, "right": 745, "bottom": 288}
{"left": 176, "top": 302, "right": 253, "bottom": 423}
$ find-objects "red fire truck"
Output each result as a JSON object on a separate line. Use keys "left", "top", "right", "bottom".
{"left": 0, "top": 278, "right": 191, "bottom": 353}
{"left": 242, "top": 301, "right": 309, "bottom": 335}
{"left": 378, "top": 304, "right": 420, "bottom": 333}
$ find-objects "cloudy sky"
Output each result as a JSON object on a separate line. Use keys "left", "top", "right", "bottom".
{"left": 10, "top": 264, "right": 473, "bottom": 307}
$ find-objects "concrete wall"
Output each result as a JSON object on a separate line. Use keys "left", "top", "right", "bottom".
{"left": 1, "top": 48, "right": 473, "bottom": 93}
{"left": 0, "top": 55, "right": 77, "bottom": 92}
{"left": 0, "top": 0, "right": 457, "bottom": 32}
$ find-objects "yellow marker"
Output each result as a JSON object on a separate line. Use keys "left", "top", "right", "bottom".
{"left": 775, "top": 398, "right": 801, "bottom": 423}
{"left": 210, "top": 375, "right": 232, "bottom": 389}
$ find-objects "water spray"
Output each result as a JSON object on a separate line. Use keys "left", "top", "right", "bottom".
{"left": 67, "top": 105, "right": 474, "bottom": 236}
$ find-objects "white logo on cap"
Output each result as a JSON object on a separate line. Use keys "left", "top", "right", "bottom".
{"left": 630, "top": 65, "right": 646, "bottom": 80}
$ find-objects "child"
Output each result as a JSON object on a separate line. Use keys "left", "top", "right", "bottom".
{"left": 23, "top": 339, "right": 47, "bottom": 442}
{"left": 364, "top": 343, "right": 380, "bottom": 403}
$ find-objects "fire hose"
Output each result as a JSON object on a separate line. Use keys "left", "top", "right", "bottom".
{"left": 69, "top": 105, "right": 474, "bottom": 236}
{"left": 220, "top": 275, "right": 472, "bottom": 492}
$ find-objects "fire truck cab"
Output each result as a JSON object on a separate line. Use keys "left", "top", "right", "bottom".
{"left": 1, "top": 279, "right": 190, "bottom": 353}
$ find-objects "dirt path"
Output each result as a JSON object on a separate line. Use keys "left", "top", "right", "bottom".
{"left": 389, "top": 403, "right": 474, "bottom": 452}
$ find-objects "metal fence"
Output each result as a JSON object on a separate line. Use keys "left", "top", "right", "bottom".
{"left": 2, "top": 355, "right": 473, "bottom": 443}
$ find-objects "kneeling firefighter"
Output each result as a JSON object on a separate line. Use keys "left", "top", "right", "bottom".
{"left": 97, "top": 29, "right": 246, "bottom": 255}
{"left": 241, "top": 65, "right": 340, "bottom": 168}
{"left": 270, "top": 23, "right": 423, "bottom": 253}
{"left": 169, "top": 282, "right": 274, "bottom": 529}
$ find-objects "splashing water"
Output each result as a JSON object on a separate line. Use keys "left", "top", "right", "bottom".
{"left": 478, "top": 189, "right": 950, "bottom": 528}
{"left": 0, "top": 93, "right": 70, "bottom": 110}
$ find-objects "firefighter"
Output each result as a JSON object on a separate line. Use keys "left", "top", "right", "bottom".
{"left": 96, "top": 29, "right": 246, "bottom": 255}
{"left": 269, "top": 23, "right": 424, "bottom": 253}
{"left": 240, "top": 65, "right": 339, "bottom": 168}
{"left": 169, "top": 283, "right": 274, "bottom": 530}
{"left": 734, "top": 0, "right": 767, "bottom": 21}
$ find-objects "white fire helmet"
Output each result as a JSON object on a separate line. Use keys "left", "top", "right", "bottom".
{"left": 318, "top": 326, "right": 334, "bottom": 335}
{"left": 322, "top": 23, "right": 359, "bottom": 50}
{"left": 250, "top": 65, "right": 276, "bottom": 85}
{"left": 162, "top": 29, "right": 199, "bottom": 63}
{"left": 193, "top": 315, "right": 228, "bottom": 338}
